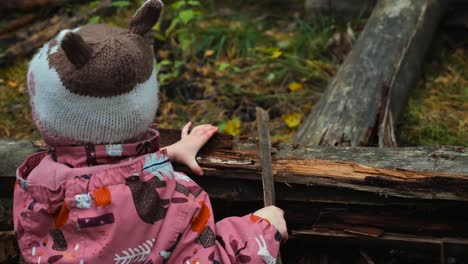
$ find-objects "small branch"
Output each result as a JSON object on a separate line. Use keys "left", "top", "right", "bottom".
{"left": 256, "top": 107, "right": 276, "bottom": 207}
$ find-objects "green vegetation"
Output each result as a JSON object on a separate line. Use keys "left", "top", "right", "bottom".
{"left": 0, "top": 0, "right": 465, "bottom": 146}
{"left": 397, "top": 36, "right": 467, "bottom": 146}
{"left": 151, "top": 0, "right": 339, "bottom": 142}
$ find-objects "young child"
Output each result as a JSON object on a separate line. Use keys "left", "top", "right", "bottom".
{"left": 13, "top": 0, "right": 287, "bottom": 263}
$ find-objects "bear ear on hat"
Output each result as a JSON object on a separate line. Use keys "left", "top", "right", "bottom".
{"left": 61, "top": 32, "right": 92, "bottom": 69}
{"left": 129, "top": 0, "right": 163, "bottom": 36}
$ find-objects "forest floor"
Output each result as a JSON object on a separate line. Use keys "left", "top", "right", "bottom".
{"left": 0, "top": 0, "right": 466, "bottom": 146}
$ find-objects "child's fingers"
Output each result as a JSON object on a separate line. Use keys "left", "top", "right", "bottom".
{"left": 181, "top": 122, "right": 192, "bottom": 138}
{"left": 197, "top": 125, "right": 218, "bottom": 137}
{"left": 187, "top": 158, "right": 204, "bottom": 176}
{"left": 204, "top": 126, "right": 218, "bottom": 137}
{"left": 190, "top": 124, "right": 206, "bottom": 134}
{"left": 192, "top": 124, "right": 213, "bottom": 135}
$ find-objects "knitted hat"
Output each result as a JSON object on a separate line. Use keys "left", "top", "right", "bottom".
{"left": 27, "top": 0, "right": 163, "bottom": 146}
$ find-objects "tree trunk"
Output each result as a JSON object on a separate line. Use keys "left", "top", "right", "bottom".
{"left": 295, "top": 0, "right": 446, "bottom": 147}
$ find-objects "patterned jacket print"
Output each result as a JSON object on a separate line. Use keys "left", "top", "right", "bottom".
{"left": 13, "top": 129, "right": 281, "bottom": 264}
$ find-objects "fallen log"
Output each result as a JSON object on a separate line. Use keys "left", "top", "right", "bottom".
{"left": 194, "top": 150, "right": 468, "bottom": 201}
{"left": 295, "top": 0, "right": 446, "bottom": 147}
{"left": 274, "top": 144, "right": 466, "bottom": 174}
{"left": 1, "top": 130, "right": 467, "bottom": 201}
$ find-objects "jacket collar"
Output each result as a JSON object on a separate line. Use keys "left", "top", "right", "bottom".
{"left": 50, "top": 128, "right": 160, "bottom": 168}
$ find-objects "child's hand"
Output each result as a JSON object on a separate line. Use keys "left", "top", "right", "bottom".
{"left": 163, "top": 122, "right": 218, "bottom": 176}
{"left": 254, "top": 206, "right": 288, "bottom": 242}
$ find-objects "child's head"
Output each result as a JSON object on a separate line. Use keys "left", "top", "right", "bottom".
{"left": 27, "top": 0, "right": 163, "bottom": 146}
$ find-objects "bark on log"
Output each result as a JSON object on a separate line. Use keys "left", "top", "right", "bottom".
{"left": 1, "top": 130, "right": 467, "bottom": 201}
{"left": 295, "top": 0, "right": 446, "bottom": 147}
{"left": 274, "top": 144, "right": 466, "bottom": 174}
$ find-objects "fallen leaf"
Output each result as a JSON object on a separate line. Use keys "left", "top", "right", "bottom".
{"left": 18, "top": 84, "right": 26, "bottom": 94}
{"left": 179, "top": 10, "right": 195, "bottom": 24}
{"left": 204, "top": 50, "right": 215, "bottom": 57}
{"left": 217, "top": 121, "right": 226, "bottom": 132}
{"left": 435, "top": 74, "right": 454, "bottom": 85}
{"left": 158, "top": 50, "right": 169, "bottom": 59}
{"left": 270, "top": 50, "right": 283, "bottom": 59}
{"left": 225, "top": 118, "right": 241, "bottom": 136}
{"left": 282, "top": 113, "right": 302, "bottom": 128}
{"left": 289, "top": 82, "right": 303, "bottom": 92}
{"left": 218, "top": 63, "right": 230, "bottom": 71}
{"left": 267, "top": 73, "right": 276, "bottom": 81}
{"left": 200, "top": 66, "right": 210, "bottom": 76}
{"left": 154, "top": 33, "right": 167, "bottom": 41}
{"left": 7, "top": 80, "right": 17, "bottom": 88}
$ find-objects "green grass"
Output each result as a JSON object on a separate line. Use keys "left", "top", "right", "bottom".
{"left": 397, "top": 40, "right": 468, "bottom": 146}
{"left": 152, "top": 2, "right": 340, "bottom": 140}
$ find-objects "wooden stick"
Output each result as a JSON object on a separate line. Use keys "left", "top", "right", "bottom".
{"left": 256, "top": 107, "right": 275, "bottom": 207}
{"left": 256, "top": 107, "right": 283, "bottom": 264}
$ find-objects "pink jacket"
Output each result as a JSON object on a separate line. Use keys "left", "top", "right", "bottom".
{"left": 13, "top": 129, "right": 281, "bottom": 264}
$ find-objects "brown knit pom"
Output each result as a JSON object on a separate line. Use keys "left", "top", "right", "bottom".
{"left": 61, "top": 32, "right": 92, "bottom": 69}
{"left": 129, "top": 0, "right": 163, "bottom": 36}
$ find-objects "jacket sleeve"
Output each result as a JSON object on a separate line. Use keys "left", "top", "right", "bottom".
{"left": 165, "top": 185, "right": 281, "bottom": 264}
{"left": 214, "top": 213, "right": 282, "bottom": 264}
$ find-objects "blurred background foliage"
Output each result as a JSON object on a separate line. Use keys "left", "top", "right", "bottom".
{"left": 0, "top": 0, "right": 466, "bottom": 146}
